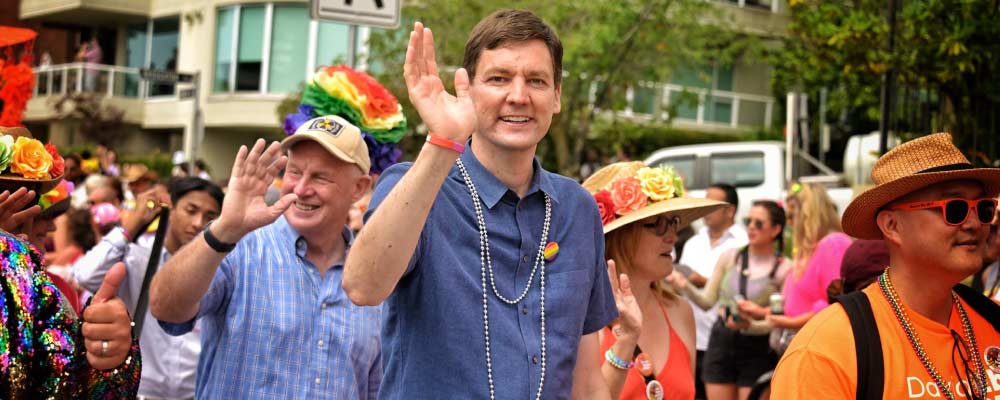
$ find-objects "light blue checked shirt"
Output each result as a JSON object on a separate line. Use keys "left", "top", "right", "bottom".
{"left": 160, "top": 216, "right": 381, "bottom": 399}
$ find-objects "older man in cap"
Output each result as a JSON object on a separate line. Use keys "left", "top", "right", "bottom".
{"left": 771, "top": 133, "right": 1000, "bottom": 399}
{"left": 149, "top": 115, "right": 380, "bottom": 399}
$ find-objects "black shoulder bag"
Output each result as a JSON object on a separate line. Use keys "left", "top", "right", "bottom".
{"left": 130, "top": 209, "right": 169, "bottom": 338}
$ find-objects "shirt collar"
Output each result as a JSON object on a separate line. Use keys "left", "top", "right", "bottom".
{"left": 278, "top": 216, "right": 354, "bottom": 261}
{"left": 457, "top": 140, "right": 560, "bottom": 209}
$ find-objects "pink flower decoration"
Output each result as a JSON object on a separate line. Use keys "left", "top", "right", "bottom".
{"left": 610, "top": 177, "right": 647, "bottom": 216}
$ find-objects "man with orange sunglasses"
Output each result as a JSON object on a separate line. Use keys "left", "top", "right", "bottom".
{"left": 771, "top": 133, "right": 1000, "bottom": 399}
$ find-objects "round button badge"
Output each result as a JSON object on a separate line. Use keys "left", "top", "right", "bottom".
{"left": 646, "top": 380, "right": 664, "bottom": 400}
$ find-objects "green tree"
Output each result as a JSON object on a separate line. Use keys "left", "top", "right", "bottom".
{"left": 361, "top": 1, "right": 759, "bottom": 176}
{"left": 773, "top": 0, "right": 1000, "bottom": 165}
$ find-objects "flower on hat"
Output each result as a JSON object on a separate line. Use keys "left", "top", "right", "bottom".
{"left": 10, "top": 136, "right": 53, "bottom": 179}
{"left": 593, "top": 164, "right": 687, "bottom": 224}
{"left": 0, "top": 135, "right": 14, "bottom": 172}
{"left": 45, "top": 143, "right": 64, "bottom": 178}
{"left": 610, "top": 177, "right": 647, "bottom": 216}
{"left": 637, "top": 166, "right": 677, "bottom": 201}
{"left": 594, "top": 190, "right": 617, "bottom": 224}
{"left": 39, "top": 180, "right": 73, "bottom": 211}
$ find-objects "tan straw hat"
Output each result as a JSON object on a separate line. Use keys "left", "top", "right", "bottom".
{"left": 582, "top": 161, "right": 727, "bottom": 234}
{"left": 0, "top": 126, "right": 64, "bottom": 195}
{"left": 282, "top": 115, "right": 371, "bottom": 174}
{"left": 842, "top": 132, "right": 1000, "bottom": 239}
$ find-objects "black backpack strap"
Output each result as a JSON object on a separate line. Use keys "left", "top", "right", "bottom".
{"left": 953, "top": 284, "right": 1000, "bottom": 333}
{"left": 738, "top": 247, "right": 749, "bottom": 298}
{"left": 834, "top": 291, "right": 884, "bottom": 400}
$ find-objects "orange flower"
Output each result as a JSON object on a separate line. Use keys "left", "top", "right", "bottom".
{"left": 10, "top": 136, "right": 53, "bottom": 179}
{"left": 610, "top": 177, "right": 648, "bottom": 216}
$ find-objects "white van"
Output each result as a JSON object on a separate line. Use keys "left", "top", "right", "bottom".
{"left": 643, "top": 141, "right": 854, "bottom": 222}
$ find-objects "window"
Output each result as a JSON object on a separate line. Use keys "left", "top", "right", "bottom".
{"left": 710, "top": 152, "right": 765, "bottom": 188}
{"left": 269, "top": 6, "right": 310, "bottom": 92}
{"left": 125, "top": 17, "right": 180, "bottom": 97}
{"left": 667, "top": 63, "right": 735, "bottom": 124}
{"left": 213, "top": 4, "right": 358, "bottom": 94}
{"left": 214, "top": 8, "right": 235, "bottom": 92}
{"left": 655, "top": 156, "right": 697, "bottom": 189}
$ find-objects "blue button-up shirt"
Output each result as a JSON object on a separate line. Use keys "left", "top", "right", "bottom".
{"left": 160, "top": 217, "right": 381, "bottom": 399}
{"left": 368, "top": 146, "right": 617, "bottom": 399}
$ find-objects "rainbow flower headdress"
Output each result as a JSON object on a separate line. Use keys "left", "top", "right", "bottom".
{"left": 284, "top": 65, "right": 407, "bottom": 175}
{"left": 581, "top": 161, "right": 726, "bottom": 234}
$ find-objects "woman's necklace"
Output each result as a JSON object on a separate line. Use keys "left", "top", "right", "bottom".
{"left": 457, "top": 159, "right": 551, "bottom": 400}
{"left": 878, "top": 268, "right": 988, "bottom": 400}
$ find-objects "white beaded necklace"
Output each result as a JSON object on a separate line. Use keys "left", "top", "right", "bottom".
{"left": 456, "top": 158, "right": 551, "bottom": 400}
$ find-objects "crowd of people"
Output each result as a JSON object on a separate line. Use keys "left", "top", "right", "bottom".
{"left": 2, "top": 8, "right": 999, "bottom": 400}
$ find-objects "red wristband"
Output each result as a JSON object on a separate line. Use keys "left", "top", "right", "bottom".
{"left": 426, "top": 134, "right": 465, "bottom": 153}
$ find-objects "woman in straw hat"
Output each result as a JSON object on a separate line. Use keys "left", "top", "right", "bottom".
{"left": 583, "top": 161, "right": 727, "bottom": 400}
{"left": 0, "top": 125, "right": 140, "bottom": 398}
{"left": 771, "top": 132, "right": 1000, "bottom": 399}
{"left": 668, "top": 199, "right": 789, "bottom": 400}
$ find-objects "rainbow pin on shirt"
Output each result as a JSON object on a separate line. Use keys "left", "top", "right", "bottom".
{"left": 543, "top": 242, "right": 559, "bottom": 262}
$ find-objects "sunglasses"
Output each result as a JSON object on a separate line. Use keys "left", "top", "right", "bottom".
{"left": 743, "top": 217, "right": 768, "bottom": 230}
{"left": 888, "top": 198, "right": 997, "bottom": 226}
{"left": 950, "top": 329, "right": 987, "bottom": 400}
{"left": 642, "top": 215, "right": 681, "bottom": 236}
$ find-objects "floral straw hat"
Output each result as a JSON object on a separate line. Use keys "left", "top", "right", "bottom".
{"left": 0, "top": 126, "right": 65, "bottom": 195}
{"left": 582, "top": 161, "right": 728, "bottom": 234}
{"left": 842, "top": 132, "right": 1000, "bottom": 239}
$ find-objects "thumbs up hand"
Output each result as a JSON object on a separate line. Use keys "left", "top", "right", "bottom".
{"left": 81, "top": 262, "right": 134, "bottom": 370}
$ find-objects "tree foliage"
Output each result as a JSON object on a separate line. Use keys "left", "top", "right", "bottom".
{"left": 773, "top": 0, "right": 1000, "bottom": 164}
{"left": 363, "top": 1, "right": 759, "bottom": 176}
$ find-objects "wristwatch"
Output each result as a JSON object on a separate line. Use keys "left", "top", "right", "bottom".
{"left": 203, "top": 221, "right": 237, "bottom": 253}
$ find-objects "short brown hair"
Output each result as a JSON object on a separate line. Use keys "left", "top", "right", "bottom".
{"left": 463, "top": 9, "right": 563, "bottom": 86}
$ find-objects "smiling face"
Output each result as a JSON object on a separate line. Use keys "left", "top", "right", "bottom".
{"left": 281, "top": 141, "right": 371, "bottom": 241}
{"left": 881, "top": 180, "right": 991, "bottom": 279}
{"left": 468, "top": 40, "right": 561, "bottom": 154}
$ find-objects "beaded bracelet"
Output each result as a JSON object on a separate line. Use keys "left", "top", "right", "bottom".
{"left": 604, "top": 348, "right": 634, "bottom": 370}
{"left": 426, "top": 134, "right": 465, "bottom": 153}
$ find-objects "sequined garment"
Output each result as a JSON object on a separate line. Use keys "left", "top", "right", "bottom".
{"left": 0, "top": 230, "right": 141, "bottom": 399}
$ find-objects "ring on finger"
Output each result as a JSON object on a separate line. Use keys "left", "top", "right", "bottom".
{"left": 100, "top": 340, "right": 109, "bottom": 357}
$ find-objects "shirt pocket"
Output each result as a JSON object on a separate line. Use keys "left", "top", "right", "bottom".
{"left": 545, "top": 268, "right": 592, "bottom": 339}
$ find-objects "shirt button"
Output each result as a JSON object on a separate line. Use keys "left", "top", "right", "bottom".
{"left": 532, "top": 355, "right": 539, "bottom": 364}
{"left": 321, "top": 303, "right": 327, "bottom": 309}
{"left": 522, "top": 255, "right": 529, "bottom": 263}
{"left": 317, "top": 340, "right": 324, "bottom": 348}
{"left": 314, "top": 378, "right": 321, "bottom": 384}
{"left": 521, "top": 306, "right": 529, "bottom": 315}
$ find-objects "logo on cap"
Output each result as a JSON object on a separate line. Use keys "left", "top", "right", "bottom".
{"left": 310, "top": 117, "right": 343, "bottom": 137}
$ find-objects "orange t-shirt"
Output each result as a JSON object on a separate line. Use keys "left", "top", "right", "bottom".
{"left": 771, "top": 284, "right": 1000, "bottom": 399}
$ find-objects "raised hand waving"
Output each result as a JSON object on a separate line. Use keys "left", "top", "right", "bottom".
{"left": 403, "top": 22, "right": 477, "bottom": 143}
{"left": 212, "top": 139, "right": 296, "bottom": 243}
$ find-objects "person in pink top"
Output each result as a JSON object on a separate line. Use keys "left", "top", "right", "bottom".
{"left": 739, "top": 183, "right": 852, "bottom": 344}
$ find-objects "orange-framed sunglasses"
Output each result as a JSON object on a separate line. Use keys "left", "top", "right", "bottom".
{"left": 888, "top": 198, "right": 998, "bottom": 226}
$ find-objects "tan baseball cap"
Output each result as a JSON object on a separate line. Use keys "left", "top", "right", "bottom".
{"left": 281, "top": 115, "right": 371, "bottom": 174}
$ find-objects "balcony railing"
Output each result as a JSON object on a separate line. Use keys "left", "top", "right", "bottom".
{"left": 614, "top": 81, "right": 775, "bottom": 130}
{"left": 33, "top": 63, "right": 177, "bottom": 99}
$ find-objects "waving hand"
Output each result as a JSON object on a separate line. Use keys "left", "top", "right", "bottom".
{"left": 404, "top": 22, "right": 477, "bottom": 142}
